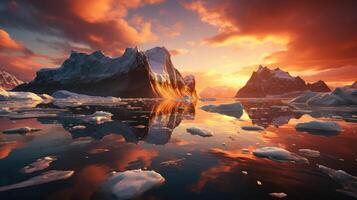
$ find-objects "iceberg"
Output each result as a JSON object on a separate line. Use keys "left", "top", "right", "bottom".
{"left": 100, "top": 169, "right": 165, "bottom": 199}
{"left": 253, "top": 147, "right": 308, "bottom": 163}
{"left": 295, "top": 121, "right": 341, "bottom": 135}
{"left": 241, "top": 125, "right": 265, "bottom": 131}
{"left": 2, "top": 126, "right": 41, "bottom": 134}
{"left": 201, "top": 102, "right": 243, "bottom": 118}
{"left": 21, "top": 156, "right": 57, "bottom": 173}
{"left": 186, "top": 127, "right": 213, "bottom": 137}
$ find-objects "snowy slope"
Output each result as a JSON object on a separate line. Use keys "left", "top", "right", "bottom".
{"left": 0, "top": 70, "right": 23, "bottom": 90}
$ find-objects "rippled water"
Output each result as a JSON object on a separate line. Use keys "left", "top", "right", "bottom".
{"left": 0, "top": 99, "right": 356, "bottom": 200}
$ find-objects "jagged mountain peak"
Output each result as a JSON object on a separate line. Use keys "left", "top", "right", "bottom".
{"left": 236, "top": 65, "right": 330, "bottom": 98}
{"left": 0, "top": 70, "right": 23, "bottom": 90}
{"left": 14, "top": 46, "right": 197, "bottom": 99}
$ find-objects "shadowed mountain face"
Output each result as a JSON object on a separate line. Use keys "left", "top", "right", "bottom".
{"left": 37, "top": 100, "right": 195, "bottom": 145}
{"left": 235, "top": 66, "right": 330, "bottom": 98}
{"left": 14, "top": 47, "right": 197, "bottom": 99}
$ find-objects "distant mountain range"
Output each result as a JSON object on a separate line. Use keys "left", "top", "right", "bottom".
{"left": 235, "top": 65, "right": 331, "bottom": 98}
{"left": 0, "top": 70, "right": 23, "bottom": 90}
{"left": 14, "top": 47, "right": 197, "bottom": 98}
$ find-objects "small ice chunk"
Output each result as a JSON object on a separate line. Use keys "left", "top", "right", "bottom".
{"left": 88, "top": 148, "right": 109, "bottom": 154}
{"left": 242, "top": 148, "right": 250, "bottom": 154}
{"left": 186, "top": 127, "right": 213, "bottom": 137}
{"left": 80, "top": 111, "right": 113, "bottom": 124}
{"left": 101, "top": 169, "right": 165, "bottom": 199}
{"left": 253, "top": 147, "right": 308, "bottom": 163}
{"left": 0, "top": 170, "right": 74, "bottom": 192}
{"left": 295, "top": 121, "right": 342, "bottom": 134}
{"left": 2, "top": 126, "right": 41, "bottom": 134}
{"left": 241, "top": 125, "right": 265, "bottom": 131}
{"left": 21, "top": 156, "right": 57, "bottom": 173}
{"left": 298, "top": 149, "right": 320, "bottom": 157}
{"left": 160, "top": 158, "right": 185, "bottom": 166}
{"left": 269, "top": 192, "right": 287, "bottom": 198}
{"left": 201, "top": 102, "right": 243, "bottom": 118}
{"left": 318, "top": 164, "right": 357, "bottom": 198}
{"left": 71, "top": 125, "right": 86, "bottom": 130}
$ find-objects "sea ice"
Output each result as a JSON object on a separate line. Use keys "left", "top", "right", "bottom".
{"left": 186, "top": 127, "right": 213, "bottom": 137}
{"left": 71, "top": 125, "right": 86, "bottom": 130}
{"left": 52, "top": 90, "right": 122, "bottom": 107}
{"left": 269, "top": 192, "right": 287, "bottom": 198}
{"left": 21, "top": 156, "right": 57, "bottom": 173}
{"left": 295, "top": 121, "right": 342, "bottom": 134}
{"left": 0, "top": 170, "right": 74, "bottom": 192}
{"left": 298, "top": 149, "right": 320, "bottom": 157}
{"left": 253, "top": 147, "right": 308, "bottom": 163}
{"left": 79, "top": 111, "right": 113, "bottom": 124}
{"left": 2, "top": 126, "right": 41, "bottom": 134}
{"left": 101, "top": 169, "right": 165, "bottom": 199}
{"left": 241, "top": 125, "right": 265, "bottom": 131}
{"left": 200, "top": 102, "right": 243, "bottom": 118}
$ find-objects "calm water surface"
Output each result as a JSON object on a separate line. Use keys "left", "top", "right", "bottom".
{"left": 0, "top": 99, "right": 356, "bottom": 200}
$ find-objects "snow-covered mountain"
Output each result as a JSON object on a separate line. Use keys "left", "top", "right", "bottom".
{"left": 0, "top": 70, "right": 23, "bottom": 90}
{"left": 14, "top": 47, "right": 197, "bottom": 99}
{"left": 235, "top": 66, "right": 330, "bottom": 98}
{"left": 306, "top": 80, "right": 330, "bottom": 92}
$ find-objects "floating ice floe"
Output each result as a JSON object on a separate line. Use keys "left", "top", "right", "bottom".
{"left": 0, "top": 88, "right": 43, "bottom": 102}
{"left": 0, "top": 170, "right": 74, "bottom": 192}
{"left": 21, "top": 156, "right": 57, "bottom": 173}
{"left": 79, "top": 111, "right": 113, "bottom": 124}
{"left": 186, "top": 127, "right": 213, "bottom": 137}
{"left": 2, "top": 126, "right": 41, "bottom": 134}
{"left": 298, "top": 149, "right": 320, "bottom": 157}
{"left": 71, "top": 125, "right": 86, "bottom": 130}
{"left": 100, "top": 169, "right": 165, "bottom": 199}
{"left": 253, "top": 147, "right": 308, "bottom": 163}
{"left": 295, "top": 121, "right": 342, "bottom": 135}
{"left": 318, "top": 164, "right": 357, "bottom": 198}
{"left": 289, "top": 86, "right": 357, "bottom": 106}
{"left": 88, "top": 148, "right": 109, "bottom": 154}
{"left": 200, "top": 102, "right": 243, "bottom": 118}
{"left": 269, "top": 192, "right": 287, "bottom": 198}
{"left": 241, "top": 125, "right": 265, "bottom": 131}
{"left": 52, "top": 90, "right": 123, "bottom": 107}
{"left": 160, "top": 158, "right": 186, "bottom": 166}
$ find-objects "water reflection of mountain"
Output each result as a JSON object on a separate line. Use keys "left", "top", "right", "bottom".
{"left": 241, "top": 101, "right": 302, "bottom": 128}
{"left": 37, "top": 100, "right": 195, "bottom": 145}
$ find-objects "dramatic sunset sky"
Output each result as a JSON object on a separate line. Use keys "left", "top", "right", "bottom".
{"left": 0, "top": 0, "right": 356, "bottom": 94}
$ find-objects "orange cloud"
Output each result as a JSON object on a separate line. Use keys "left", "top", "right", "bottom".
{"left": 0, "top": 29, "right": 23, "bottom": 50}
{"left": 0, "top": 29, "right": 49, "bottom": 80}
{"left": 170, "top": 48, "right": 189, "bottom": 56}
{"left": 1, "top": 0, "right": 163, "bottom": 55}
{"left": 184, "top": 0, "right": 357, "bottom": 83}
